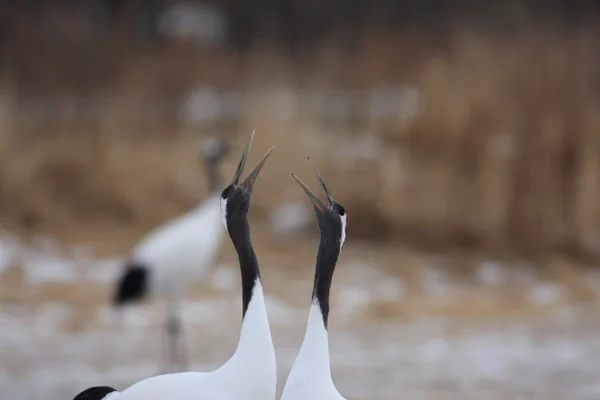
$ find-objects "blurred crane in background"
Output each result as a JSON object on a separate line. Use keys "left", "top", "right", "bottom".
{"left": 113, "top": 137, "right": 229, "bottom": 373}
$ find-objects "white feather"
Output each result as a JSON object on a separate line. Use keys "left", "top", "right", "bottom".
{"left": 280, "top": 303, "right": 346, "bottom": 400}
{"left": 131, "top": 193, "right": 224, "bottom": 298}
{"left": 220, "top": 197, "right": 228, "bottom": 231}
{"left": 339, "top": 214, "right": 347, "bottom": 250}
{"left": 281, "top": 212, "right": 348, "bottom": 400}
{"left": 114, "top": 280, "right": 277, "bottom": 400}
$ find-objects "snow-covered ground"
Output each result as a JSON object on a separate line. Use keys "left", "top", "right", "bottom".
{"left": 1, "top": 231, "right": 600, "bottom": 400}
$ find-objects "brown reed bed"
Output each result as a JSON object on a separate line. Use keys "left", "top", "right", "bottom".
{"left": 1, "top": 21, "right": 600, "bottom": 264}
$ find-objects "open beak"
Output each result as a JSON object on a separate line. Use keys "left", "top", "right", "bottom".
{"left": 292, "top": 158, "right": 336, "bottom": 212}
{"left": 307, "top": 157, "right": 335, "bottom": 206}
{"left": 291, "top": 173, "right": 326, "bottom": 212}
{"left": 231, "top": 131, "right": 275, "bottom": 191}
{"left": 240, "top": 145, "right": 275, "bottom": 191}
{"left": 232, "top": 131, "right": 255, "bottom": 185}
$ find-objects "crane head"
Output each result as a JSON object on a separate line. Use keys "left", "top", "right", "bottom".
{"left": 292, "top": 158, "right": 347, "bottom": 249}
{"left": 220, "top": 131, "right": 274, "bottom": 230}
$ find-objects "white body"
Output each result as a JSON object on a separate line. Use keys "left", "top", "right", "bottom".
{"left": 281, "top": 213, "right": 348, "bottom": 400}
{"left": 114, "top": 281, "right": 277, "bottom": 400}
{"left": 280, "top": 303, "right": 346, "bottom": 400}
{"left": 132, "top": 194, "right": 224, "bottom": 299}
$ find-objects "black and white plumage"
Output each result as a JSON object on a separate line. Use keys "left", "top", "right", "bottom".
{"left": 281, "top": 159, "right": 349, "bottom": 400}
{"left": 72, "top": 386, "right": 119, "bottom": 400}
{"left": 89, "top": 132, "right": 277, "bottom": 400}
{"left": 113, "top": 137, "right": 230, "bottom": 372}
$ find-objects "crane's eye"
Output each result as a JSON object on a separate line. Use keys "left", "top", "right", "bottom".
{"left": 337, "top": 205, "right": 346, "bottom": 216}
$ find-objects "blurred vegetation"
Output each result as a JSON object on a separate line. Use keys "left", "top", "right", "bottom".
{"left": 0, "top": 1, "right": 600, "bottom": 261}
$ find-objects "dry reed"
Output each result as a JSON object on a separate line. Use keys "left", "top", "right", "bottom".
{"left": 2, "top": 21, "right": 600, "bottom": 262}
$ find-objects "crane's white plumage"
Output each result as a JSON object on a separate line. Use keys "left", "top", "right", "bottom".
{"left": 281, "top": 302, "right": 346, "bottom": 400}
{"left": 281, "top": 159, "right": 349, "bottom": 400}
{"left": 95, "top": 132, "right": 277, "bottom": 400}
{"left": 220, "top": 196, "right": 228, "bottom": 230}
{"left": 113, "top": 137, "right": 230, "bottom": 371}
{"left": 113, "top": 280, "right": 275, "bottom": 400}
{"left": 132, "top": 194, "right": 223, "bottom": 297}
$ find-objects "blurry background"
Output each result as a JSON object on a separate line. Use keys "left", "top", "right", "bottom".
{"left": 2, "top": 1, "right": 600, "bottom": 399}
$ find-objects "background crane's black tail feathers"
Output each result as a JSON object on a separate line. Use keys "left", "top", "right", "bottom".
{"left": 73, "top": 386, "right": 118, "bottom": 400}
{"left": 113, "top": 261, "right": 150, "bottom": 307}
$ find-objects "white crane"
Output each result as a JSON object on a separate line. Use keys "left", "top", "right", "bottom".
{"left": 72, "top": 386, "right": 119, "bottom": 400}
{"left": 83, "top": 132, "right": 277, "bottom": 400}
{"left": 281, "top": 158, "right": 349, "bottom": 400}
{"left": 112, "top": 137, "right": 230, "bottom": 372}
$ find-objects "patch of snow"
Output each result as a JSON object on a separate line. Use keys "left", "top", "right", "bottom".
{"left": 336, "top": 284, "right": 372, "bottom": 311}
{"left": 21, "top": 252, "right": 78, "bottom": 284}
{"left": 181, "top": 299, "right": 224, "bottom": 325}
{"left": 529, "top": 282, "right": 563, "bottom": 306}
{"left": 422, "top": 265, "right": 450, "bottom": 295}
{"left": 418, "top": 338, "right": 450, "bottom": 362}
{"left": 209, "top": 264, "right": 238, "bottom": 291}
{"left": 375, "top": 278, "right": 405, "bottom": 302}
{"left": 475, "top": 261, "right": 507, "bottom": 286}
{"left": 30, "top": 302, "right": 71, "bottom": 339}
{"left": 340, "top": 261, "right": 405, "bottom": 303}
{"left": 269, "top": 201, "right": 312, "bottom": 234}
{"left": 182, "top": 88, "right": 222, "bottom": 122}
{"left": 0, "top": 236, "right": 18, "bottom": 275}
{"left": 264, "top": 296, "right": 299, "bottom": 325}
{"left": 81, "top": 258, "right": 123, "bottom": 284}
{"left": 33, "top": 235, "right": 58, "bottom": 252}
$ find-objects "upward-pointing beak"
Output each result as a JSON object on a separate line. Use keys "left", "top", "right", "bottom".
{"left": 291, "top": 172, "right": 327, "bottom": 212}
{"left": 291, "top": 158, "right": 336, "bottom": 211}
{"left": 307, "top": 157, "right": 335, "bottom": 206}
{"left": 240, "top": 145, "right": 275, "bottom": 191}
{"left": 232, "top": 131, "right": 255, "bottom": 185}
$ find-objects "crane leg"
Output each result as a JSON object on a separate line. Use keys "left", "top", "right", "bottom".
{"left": 159, "top": 301, "right": 188, "bottom": 373}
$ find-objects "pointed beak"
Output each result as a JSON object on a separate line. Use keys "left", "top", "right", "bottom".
{"left": 291, "top": 172, "right": 327, "bottom": 212}
{"left": 307, "top": 157, "right": 335, "bottom": 206}
{"left": 240, "top": 145, "right": 275, "bottom": 191}
{"left": 232, "top": 131, "right": 255, "bottom": 185}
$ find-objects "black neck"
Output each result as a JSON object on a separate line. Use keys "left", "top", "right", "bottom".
{"left": 228, "top": 216, "right": 260, "bottom": 318}
{"left": 312, "top": 237, "right": 340, "bottom": 329}
{"left": 205, "top": 160, "right": 223, "bottom": 194}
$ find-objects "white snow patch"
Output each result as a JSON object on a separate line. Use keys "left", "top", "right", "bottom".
{"left": 269, "top": 201, "right": 313, "bottom": 234}
{"left": 181, "top": 299, "right": 225, "bottom": 325}
{"left": 0, "top": 237, "right": 18, "bottom": 275}
{"left": 337, "top": 261, "right": 405, "bottom": 304}
{"left": 475, "top": 261, "right": 507, "bottom": 286}
{"left": 21, "top": 252, "right": 78, "bottom": 284}
{"left": 336, "top": 285, "right": 372, "bottom": 311}
{"left": 265, "top": 296, "right": 299, "bottom": 325}
{"left": 422, "top": 265, "right": 450, "bottom": 295}
{"left": 529, "top": 282, "right": 564, "bottom": 306}
{"left": 81, "top": 257, "right": 123, "bottom": 284}
{"left": 209, "top": 264, "right": 238, "bottom": 291}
